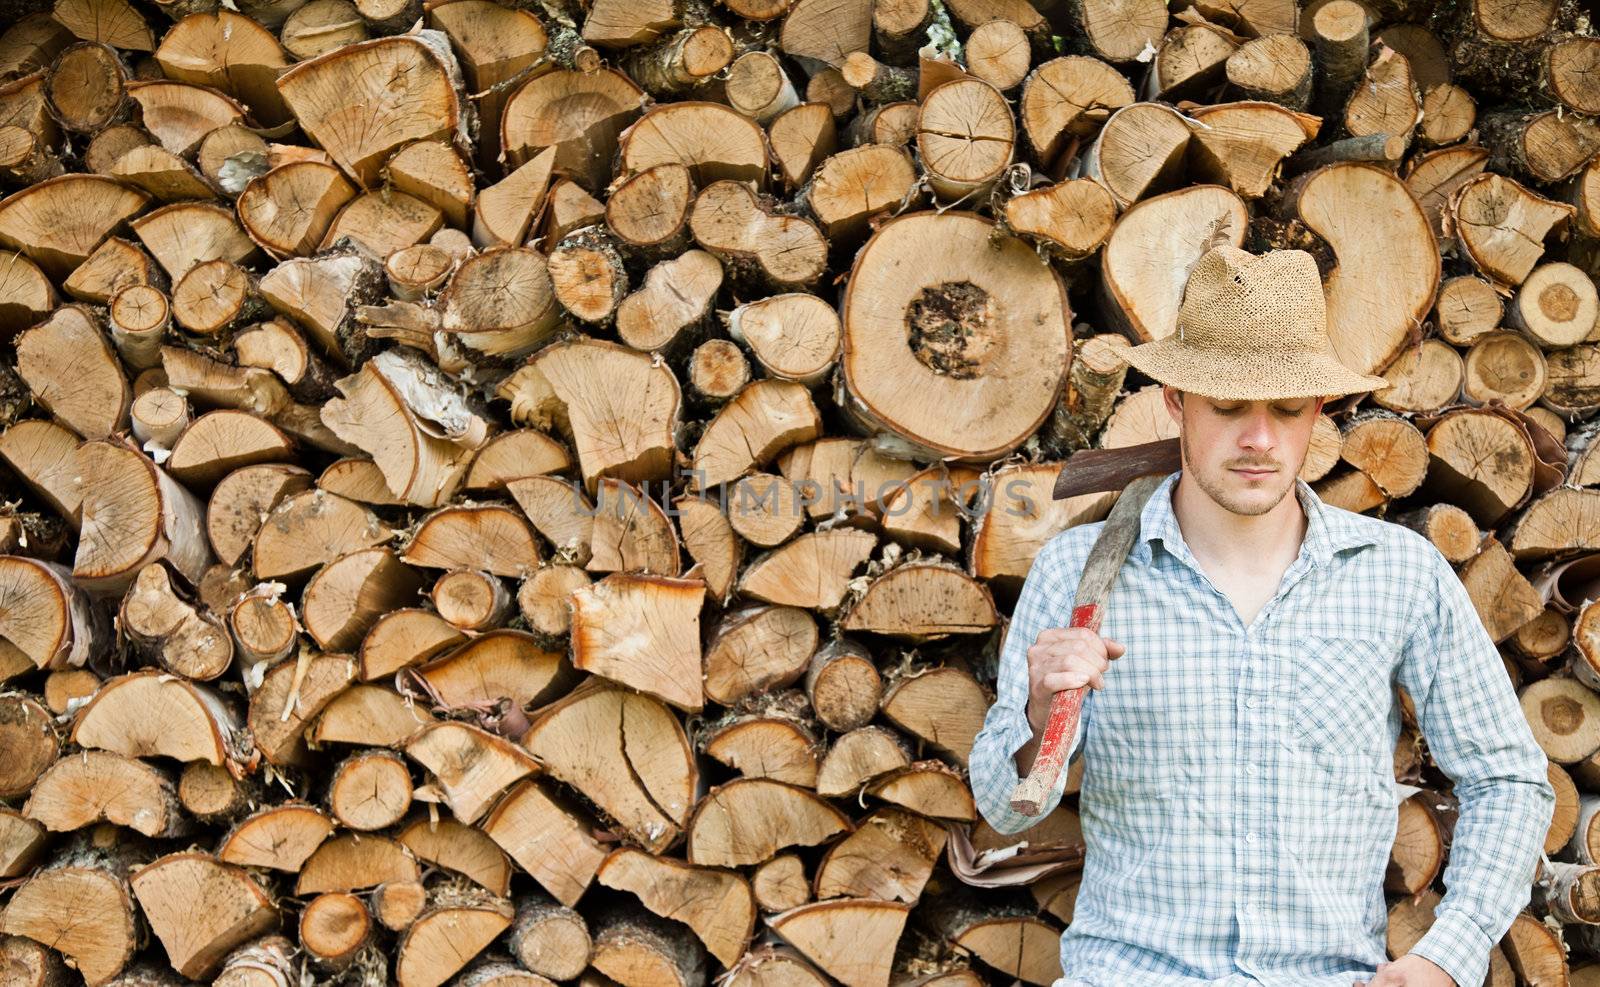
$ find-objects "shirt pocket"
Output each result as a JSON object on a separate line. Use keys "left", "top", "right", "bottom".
{"left": 1291, "top": 634, "right": 1396, "bottom": 759}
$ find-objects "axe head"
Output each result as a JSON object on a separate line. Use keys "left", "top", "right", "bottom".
{"left": 1052, "top": 437, "right": 1181, "bottom": 500}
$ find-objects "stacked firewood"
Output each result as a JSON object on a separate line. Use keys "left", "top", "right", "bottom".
{"left": 2, "top": 0, "right": 1600, "bottom": 982}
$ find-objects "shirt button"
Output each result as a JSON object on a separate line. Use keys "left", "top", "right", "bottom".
{"left": 1245, "top": 696, "right": 1258, "bottom": 709}
{"left": 1245, "top": 764, "right": 1258, "bottom": 776}
{"left": 1245, "top": 831, "right": 1258, "bottom": 844}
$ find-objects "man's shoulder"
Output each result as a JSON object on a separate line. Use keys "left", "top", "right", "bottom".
{"left": 1316, "top": 499, "right": 1447, "bottom": 566}
{"left": 1032, "top": 521, "right": 1107, "bottom": 578}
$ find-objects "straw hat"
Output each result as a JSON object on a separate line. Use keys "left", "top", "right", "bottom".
{"left": 1120, "top": 245, "right": 1390, "bottom": 401}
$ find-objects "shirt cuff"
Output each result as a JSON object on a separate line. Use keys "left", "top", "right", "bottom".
{"left": 1406, "top": 906, "right": 1491, "bottom": 987}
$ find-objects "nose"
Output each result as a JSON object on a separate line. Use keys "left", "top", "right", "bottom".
{"left": 1238, "top": 406, "right": 1276, "bottom": 452}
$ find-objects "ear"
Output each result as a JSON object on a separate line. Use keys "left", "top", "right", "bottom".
{"left": 1162, "top": 385, "right": 1183, "bottom": 423}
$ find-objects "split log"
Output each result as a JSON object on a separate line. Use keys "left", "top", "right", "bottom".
{"left": 0, "top": 832, "right": 144, "bottom": 985}
{"left": 596, "top": 847, "right": 756, "bottom": 967}
{"left": 130, "top": 852, "right": 277, "bottom": 980}
{"left": 521, "top": 682, "right": 694, "bottom": 853}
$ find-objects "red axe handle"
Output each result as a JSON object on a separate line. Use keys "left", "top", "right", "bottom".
{"left": 1007, "top": 602, "right": 1100, "bottom": 816}
{"left": 1008, "top": 471, "right": 1164, "bottom": 817}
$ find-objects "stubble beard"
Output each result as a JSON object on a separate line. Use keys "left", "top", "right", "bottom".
{"left": 1180, "top": 424, "right": 1299, "bottom": 518}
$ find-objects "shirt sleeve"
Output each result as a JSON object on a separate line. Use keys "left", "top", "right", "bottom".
{"left": 1397, "top": 545, "right": 1556, "bottom": 987}
{"left": 969, "top": 531, "right": 1088, "bottom": 836}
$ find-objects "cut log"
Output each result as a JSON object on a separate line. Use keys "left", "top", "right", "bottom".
{"left": 480, "top": 779, "right": 606, "bottom": 907}
{"left": 725, "top": 293, "right": 841, "bottom": 388}
{"left": 814, "top": 807, "right": 945, "bottom": 903}
{"left": 130, "top": 852, "right": 277, "bottom": 980}
{"left": 521, "top": 682, "right": 694, "bottom": 854}
{"left": 689, "top": 180, "right": 826, "bottom": 290}
{"left": 700, "top": 691, "right": 817, "bottom": 786}
{"left": 1509, "top": 262, "right": 1598, "bottom": 349}
{"left": 597, "top": 847, "right": 756, "bottom": 967}
{"left": 865, "top": 760, "right": 976, "bottom": 821}
{"left": 767, "top": 898, "right": 910, "bottom": 987}
{"left": 617, "top": 250, "right": 723, "bottom": 355}
{"left": 0, "top": 835, "right": 142, "bottom": 985}
{"left": 1100, "top": 188, "right": 1238, "bottom": 343}
{"left": 218, "top": 804, "right": 334, "bottom": 872}
{"left": 176, "top": 761, "right": 255, "bottom": 824}
{"left": 1188, "top": 102, "right": 1318, "bottom": 199}
{"left": 414, "top": 628, "right": 573, "bottom": 716}
{"left": 72, "top": 670, "right": 241, "bottom": 765}
{"left": 395, "top": 889, "right": 513, "bottom": 987}
{"left": 15, "top": 306, "right": 129, "bottom": 441}
{"left": 737, "top": 528, "right": 878, "bottom": 609}
{"left": 120, "top": 562, "right": 232, "bottom": 680}
{"left": 1450, "top": 172, "right": 1574, "bottom": 287}
{"left": 805, "top": 144, "right": 918, "bottom": 243}
{"left": 237, "top": 162, "right": 355, "bottom": 259}
{"left": 1510, "top": 487, "right": 1600, "bottom": 561}
{"left": 1226, "top": 34, "right": 1312, "bottom": 110}
{"left": 590, "top": 905, "right": 707, "bottom": 987}
{"left": 132, "top": 201, "right": 258, "bottom": 282}
{"left": 247, "top": 651, "right": 354, "bottom": 766}
{"left": 1020, "top": 56, "right": 1133, "bottom": 170}
{"left": 704, "top": 604, "right": 819, "bottom": 706}
{"left": 299, "top": 892, "right": 372, "bottom": 972}
{"left": 275, "top": 35, "right": 462, "bottom": 187}
{"left": 1282, "top": 163, "right": 1440, "bottom": 375}
{"left": 395, "top": 815, "right": 511, "bottom": 896}
{"left": 1422, "top": 408, "right": 1537, "bottom": 526}
{"left": 310, "top": 683, "right": 436, "bottom": 747}
{"left": 402, "top": 504, "right": 539, "bottom": 576}
{"left": 497, "top": 338, "right": 680, "bottom": 494}
{"left": 1458, "top": 536, "right": 1544, "bottom": 644}
{"left": 321, "top": 348, "right": 487, "bottom": 507}
{"left": 509, "top": 893, "right": 592, "bottom": 981}
{"left": 841, "top": 212, "right": 1069, "bottom": 461}
{"left": 1075, "top": 102, "right": 1192, "bottom": 208}
{"left": 842, "top": 560, "right": 999, "bottom": 641}
{"left": 296, "top": 832, "right": 420, "bottom": 895}
{"left": 501, "top": 68, "right": 644, "bottom": 190}
{"left": 0, "top": 556, "right": 106, "bottom": 672}
{"left": 1394, "top": 503, "right": 1481, "bottom": 563}
{"left": 327, "top": 749, "right": 412, "bottom": 830}
{"left": 0, "top": 174, "right": 147, "bottom": 279}
{"left": 301, "top": 547, "right": 426, "bottom": 652}
{"left": 769, "top": 102, "right": 837, "bottom": 188}
{"left": 687, "top": 778, "right": 850, "bottom": 867}
{"left": 404, "top": 721, "right": 537, "bottom": 824}
{"left": 251, "top": 488, "right": 393, "bottom": 582}
{"left": 570, "top": 573, "right": 704, "bottom": 711}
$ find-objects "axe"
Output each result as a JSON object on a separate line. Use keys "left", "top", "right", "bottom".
{"left": 1007, "top": 437, "right": 1179, "bottom": 816}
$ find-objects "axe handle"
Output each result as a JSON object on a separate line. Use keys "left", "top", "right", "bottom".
{"left": 1008, "top": 600, "right": 1101, "bottom": 816}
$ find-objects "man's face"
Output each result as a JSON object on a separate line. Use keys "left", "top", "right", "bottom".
{"left": 1163, "top": 387, "right": 1325, "bottom": 518}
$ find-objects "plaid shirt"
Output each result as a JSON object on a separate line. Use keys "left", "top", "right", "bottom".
{"left": 970, "top": 469, "right": 1555, "bottom": 987}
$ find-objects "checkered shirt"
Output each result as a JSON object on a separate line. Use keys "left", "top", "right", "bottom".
{"left": 969, "top": 469, "right": 1555, "bottom": 987}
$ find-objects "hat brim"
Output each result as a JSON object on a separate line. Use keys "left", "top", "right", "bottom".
{"left": 1120, "top": 335, "right": 1391, "bottom": 401}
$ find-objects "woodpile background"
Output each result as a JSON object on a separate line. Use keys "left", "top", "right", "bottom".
{"left": 3, "top": 0, "right": 1600, "bottom": 982}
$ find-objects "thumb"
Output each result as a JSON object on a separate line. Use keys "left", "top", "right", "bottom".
{"left": 1103, "top": 637, "right": 1126, "bottom": 659}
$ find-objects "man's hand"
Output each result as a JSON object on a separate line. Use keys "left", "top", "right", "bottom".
{"left": 1353, "top": 955, "right": 1456, "bottom": 986}
{"left": 1024, "top": 626, "right": 1125, "bottom": 735}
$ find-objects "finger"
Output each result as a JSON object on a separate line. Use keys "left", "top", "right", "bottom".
{"left": 1040, "top": 669, "right": 1091, "bottom": 693}
{"left": 1087, "top": 670, "right": 1105, "bottom": 690}
{"left": 1103, "top": 637, "right": 1126, "bottom": 659}
{"left": 1036, "top": 627, "right": 1075, "bottom": 644}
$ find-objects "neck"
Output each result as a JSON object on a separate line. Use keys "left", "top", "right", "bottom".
{"left": 1169, "top": 468, "right": 1309, "bottom": 571}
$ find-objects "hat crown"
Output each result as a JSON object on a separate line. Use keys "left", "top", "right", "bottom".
{"left": 1175, "top": 245, "right": 1328, "bottom": 353}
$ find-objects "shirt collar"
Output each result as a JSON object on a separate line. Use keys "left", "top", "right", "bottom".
{"left": 1128, "top": 468, "right": 1380, "bottom": 570}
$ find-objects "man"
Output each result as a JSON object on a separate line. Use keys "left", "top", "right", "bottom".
{"left": 969, "top": 245, "right": 1555, "bottom": 987}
